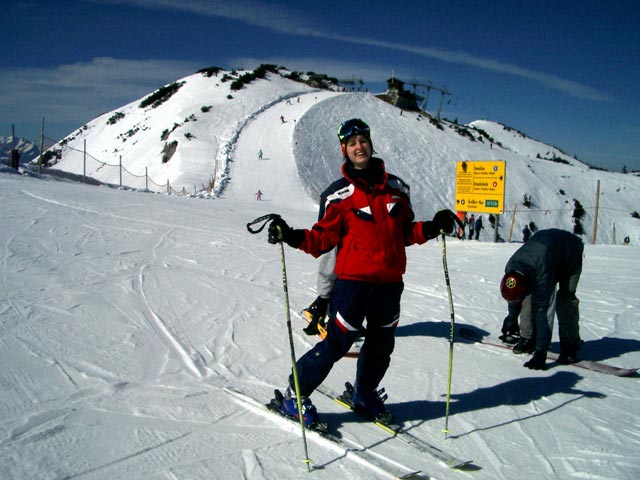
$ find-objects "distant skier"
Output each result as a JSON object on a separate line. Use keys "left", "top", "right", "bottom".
{"left": 474, "top": 215, "right": 483, "bottom": 240}
{"left": 522, "top": 224, "right": 531, "bottom": 242}
{"left": 468, "top": 214, "right": 475, "bottom": 240}
{"left": 258, "top": 149, "right": 263, "bottom": 160}
{"left": 457, "top": 211, "right": 466, "bottom": 240}
{"left": 255, "top": 190, "right": 263, "bottom": 201}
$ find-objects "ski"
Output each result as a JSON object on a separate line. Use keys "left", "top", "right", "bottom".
{"left": 223, "top": 387, "right": 423, "bottom": 479}
{"left": 315, "top": 384, "right": 472, "bottom": 469}
{"left": 458, "top": 327, "right": 637, "bottom": 377}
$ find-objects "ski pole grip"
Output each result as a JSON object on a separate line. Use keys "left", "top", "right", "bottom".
{"left": 246, "top": 213, "right": 280, "bottom": 234}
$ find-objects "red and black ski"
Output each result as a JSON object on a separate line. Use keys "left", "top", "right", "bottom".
{"left": 458, "top": 327, "right": 637, "bottom": 377}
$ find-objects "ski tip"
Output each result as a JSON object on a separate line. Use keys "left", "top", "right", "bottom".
{"left": 398, "top": 471, "right": 423, "bottom": 479}
{"left": 450, "top": 459, "right": 479, "bottom": 471}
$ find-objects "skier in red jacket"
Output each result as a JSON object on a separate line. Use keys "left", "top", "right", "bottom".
{"left": 267, "top": 118, "right": 460, "bottom": 425}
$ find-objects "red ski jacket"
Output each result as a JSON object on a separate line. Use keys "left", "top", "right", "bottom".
{"left": 298, "top": 158, "right": 428, "bottom": 284}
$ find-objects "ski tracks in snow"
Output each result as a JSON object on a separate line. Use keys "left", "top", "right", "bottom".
{"left": 135, "top": 227, "right": 212, "bottom": 380}
{"left": 17, "top": 188, "right": 214, "bottom": 381}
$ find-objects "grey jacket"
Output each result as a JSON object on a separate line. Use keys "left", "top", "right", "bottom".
{"left": 505, "top": 229, "right": 584, "bottom": 350}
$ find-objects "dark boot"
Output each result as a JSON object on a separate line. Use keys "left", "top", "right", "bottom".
{"left": 513, "top": 337, "right": 535, "bottom": 354}
{"left": 558, "top": 342, "right": 580, "bottom": 364}
{"left": 351, "top": 383, "right": 393, "bottom": 424}
{"left": 524, "top": 350, "right": 547, "bottom": 370}
{"left": 499, "top": 333, "right": 520, "bottom": 345}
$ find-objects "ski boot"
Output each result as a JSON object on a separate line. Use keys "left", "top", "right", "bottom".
{"left": 513, "top": 337, "right": 535, "bottom": 354}
{"left": 499, "top": 332, "right": 520, "bottom": 345}
{"left": 558, "top": 342, "right": 581, "bottom": 364}
{"left": 270, "top": 388, "right": 323, "bottom": 430}
{"left": 524, "top": 350, "right": 548, "bottom": 370}
{"left": 349, "top": 383, "right": 394, "bottom": 425}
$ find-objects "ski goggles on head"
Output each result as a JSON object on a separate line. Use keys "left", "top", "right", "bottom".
{"left": 337, "top": 118, "right": 370, "bottom": 142}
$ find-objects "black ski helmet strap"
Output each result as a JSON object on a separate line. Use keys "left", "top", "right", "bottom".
{"left": 247, "top": 213, "right": 280, "bottom": 234}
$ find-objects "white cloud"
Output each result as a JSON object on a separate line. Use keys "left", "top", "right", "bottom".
{"left": 92, "top": 0, "right": 313, "bottom": 33}
{"left": 0, "top": 57, "right": 199, "bottom": 123}
{"left": 98, "top": 0, "right": 613, "bottom": 102}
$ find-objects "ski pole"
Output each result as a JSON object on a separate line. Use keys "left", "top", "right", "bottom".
{"left": 247, "top": 214, "right": 312, "bottom": 471}
{"left": 277, "top": 239, "right": 313, "bottom": 471}
{"left": 440, "top": 230, "right": 456, "bottom": 439}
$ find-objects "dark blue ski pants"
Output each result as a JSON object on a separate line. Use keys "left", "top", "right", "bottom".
{"left": 289, "top": 279, "right": 403, "bottom": 397}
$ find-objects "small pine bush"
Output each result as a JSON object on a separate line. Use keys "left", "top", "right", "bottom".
{"left": 197, "top": 66, "right": 223, "bottom": 77}
{"left": 139, "top": 82, "right": 185, "bottom": 109}
{"left": 107, "top": 111, "right": 125, "bottom": 125}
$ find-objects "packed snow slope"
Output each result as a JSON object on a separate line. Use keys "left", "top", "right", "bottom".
{"left": 2, "top": 160, "right": 639, "bottom": 480}
{"left": 1, "top": 69, "right": 639, "bottom": 480}
{"left": 45, "top": 68, "right": 640, "bottom": 245}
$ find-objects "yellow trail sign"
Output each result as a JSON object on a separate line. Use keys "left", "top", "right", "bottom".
{"left": 455, "top": 160, "right": 506, "bottom": 214}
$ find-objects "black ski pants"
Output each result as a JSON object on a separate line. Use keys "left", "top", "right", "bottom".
{"left": 289, "top": 279, "right": 403, "bottom": 398}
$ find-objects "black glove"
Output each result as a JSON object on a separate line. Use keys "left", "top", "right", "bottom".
{"left": 422, "top": 209, "right": 460, "bottom": 239}
{"left": 499, "top": 314, "right": 520, "bottom": 344}
{"left": 303, "top": 296, "right": 330, "bottom": 335}
{"left": 524, "top": 350, "right": 547, "bottom": 370}
{"left": 501, "top": 316, "right": 520, "bottom": 336}
{"left": 267, "top": 216, "right": 305, "bottom": 248}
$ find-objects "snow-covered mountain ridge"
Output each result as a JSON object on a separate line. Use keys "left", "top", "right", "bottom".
{"left": 26, "top": 66, "right": 640, "bottom": 245}
{"left": 0, "top": 137, "right": 40, "bottom": 164}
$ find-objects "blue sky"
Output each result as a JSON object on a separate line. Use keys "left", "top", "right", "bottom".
{"left": 2, "top": 0, "right": 639, "bottom": 171}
